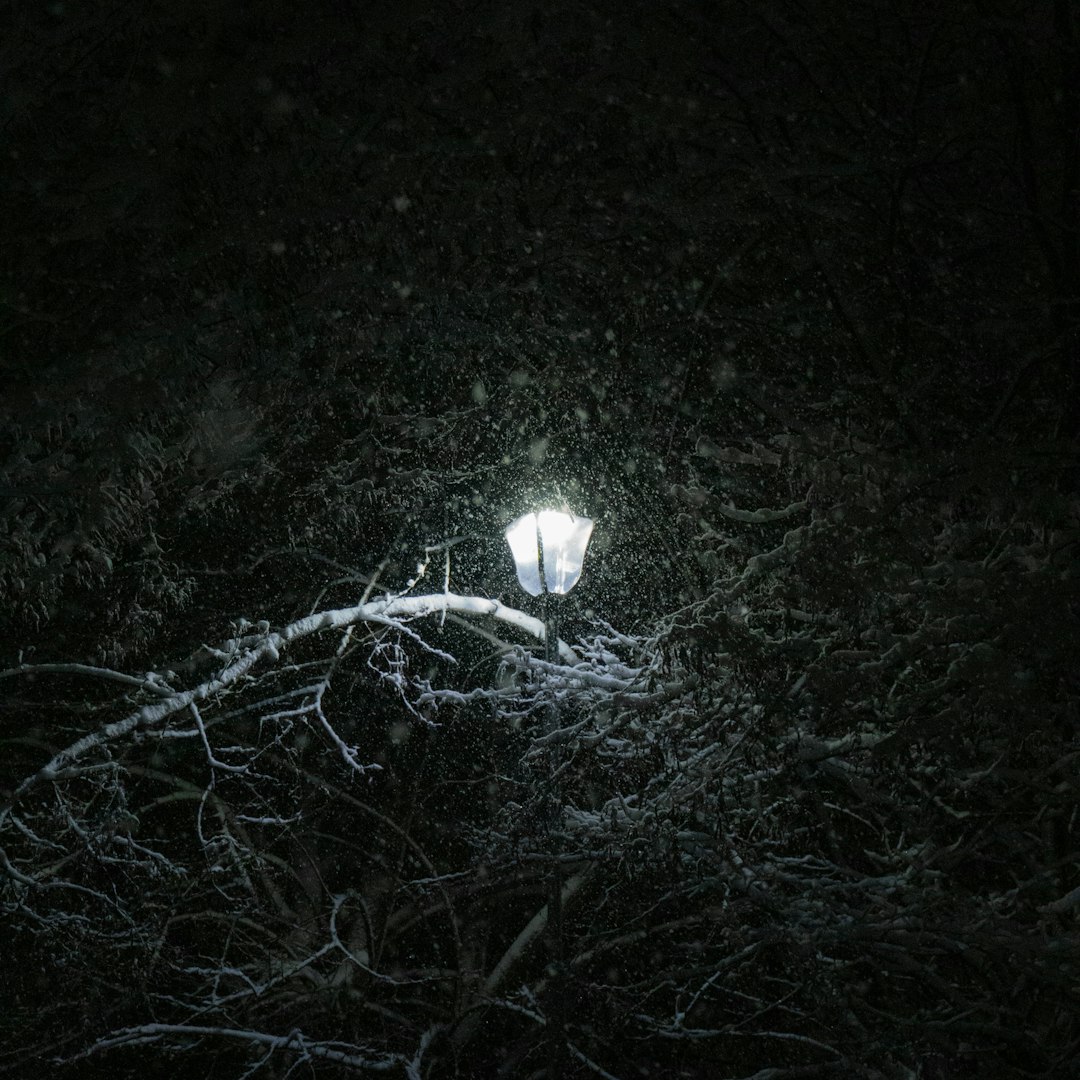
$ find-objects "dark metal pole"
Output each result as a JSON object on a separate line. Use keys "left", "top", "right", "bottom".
{"left": 543, "top": 593, "right": 567, "bottom": 1079}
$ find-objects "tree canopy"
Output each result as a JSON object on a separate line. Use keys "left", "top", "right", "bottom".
{"left": 2, "top": 2, "right": 1078, "bottom": 1077}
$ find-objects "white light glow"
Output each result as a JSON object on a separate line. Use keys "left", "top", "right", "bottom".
{"left": 505, "top": 510, "right": 594, "bottom": 595}
{"left": 504, "top": 513, "right": 545, "bottom": 596}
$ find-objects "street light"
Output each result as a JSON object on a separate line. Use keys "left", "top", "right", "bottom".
{"left": 504, "top": 508, "right": 593, "bottom": 1080}
{"left": 505, "top": 509, "right": 593, "bottom": 663}
{"left": 505, "top": 510, "right": 594, "bottom": 598}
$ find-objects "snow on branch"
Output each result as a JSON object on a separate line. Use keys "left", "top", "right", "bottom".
{"left": 695, "top": 436, "right": 781, "bottom": 466}
{"left": 713, "top": 499, "right": 808, "bottom": 524}
{"left": 3, "top": 592, "right": 578, "bottom": 805}
{"left": 75, "top": 1023, "right": 405, "bottom": 1072}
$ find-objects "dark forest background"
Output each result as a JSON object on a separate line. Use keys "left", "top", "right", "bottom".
{"left": 1, "top": 1, "right": 1078, "bottom": 1077}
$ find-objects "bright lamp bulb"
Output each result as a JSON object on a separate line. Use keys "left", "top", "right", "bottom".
{"left": 505, "top": 510, "right": 593, "bottom": 595}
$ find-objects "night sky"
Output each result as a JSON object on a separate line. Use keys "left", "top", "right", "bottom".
{"left": 1, "top": 2, "right": 1078, "bottom": 1078}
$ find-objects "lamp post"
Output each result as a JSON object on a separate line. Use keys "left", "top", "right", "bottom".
{"left": 504, "top": 509, "right": 593, "bottom": 1080}
{"left": 504, "top": 509, "right": 594, "bottom": 667}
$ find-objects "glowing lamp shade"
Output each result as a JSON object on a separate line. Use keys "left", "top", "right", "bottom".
{"left": 505, "top": 510, "right": 594, "bottom": 596}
